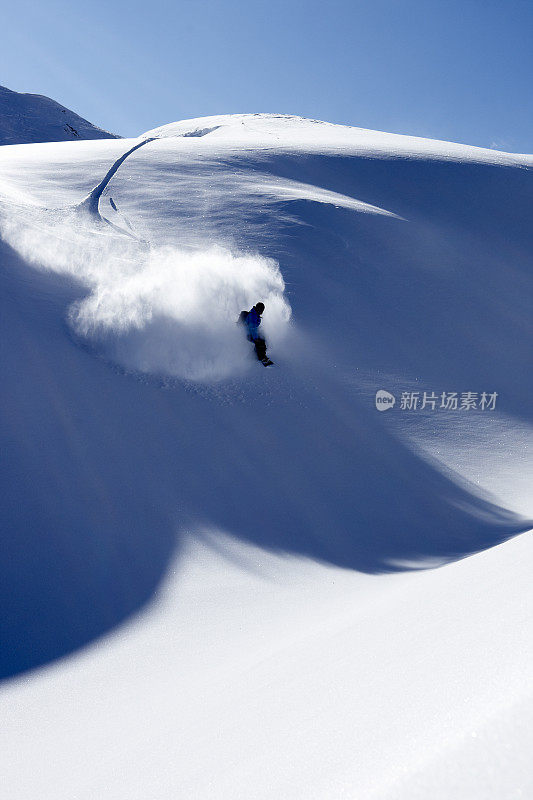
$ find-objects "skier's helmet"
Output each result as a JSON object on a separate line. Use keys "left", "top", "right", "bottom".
{"left": 255, "top": 302, "right": 265, "bottom": 314}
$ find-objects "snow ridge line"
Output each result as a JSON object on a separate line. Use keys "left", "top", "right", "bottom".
{"left": 78, "top": 137, "right": 155, "bottom": 216}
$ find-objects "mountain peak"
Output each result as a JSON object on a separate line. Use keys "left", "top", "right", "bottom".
{"left": 0, "top": 85, "right": 120, "bottom": 146}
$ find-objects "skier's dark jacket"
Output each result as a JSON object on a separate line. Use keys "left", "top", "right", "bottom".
{"left": 245, "top": 306, "right": 262, "bottom": 340}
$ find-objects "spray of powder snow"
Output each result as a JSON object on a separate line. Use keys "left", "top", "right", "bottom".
{"left": 0, "top": 206, "right": 291, "bottom": 381}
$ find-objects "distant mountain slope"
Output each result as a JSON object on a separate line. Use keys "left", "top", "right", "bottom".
{"left": 0, "top": 85, "right": 120, "bottom": 145}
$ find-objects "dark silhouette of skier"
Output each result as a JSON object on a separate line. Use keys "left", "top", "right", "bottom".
{"left": 238, "top": 302, "right": 273, "bottom": 366}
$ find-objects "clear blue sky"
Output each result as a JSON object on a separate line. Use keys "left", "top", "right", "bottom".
{"left": 2, "top": 0, "right": 532, "bottom": 151}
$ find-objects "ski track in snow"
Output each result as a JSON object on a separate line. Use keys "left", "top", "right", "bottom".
{"left": 78, "top": 137, "right": 156, "bottom": 217}
{"left": 77, "top": 136, "right": 156, "bottom": 240}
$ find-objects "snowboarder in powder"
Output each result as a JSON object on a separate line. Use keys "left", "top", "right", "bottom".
{"left": 238, "top": 302, "right": 273, "bottom": 366}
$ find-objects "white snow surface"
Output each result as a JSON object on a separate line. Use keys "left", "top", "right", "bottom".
{"left": 0, "top": 84, "right": 119, "bottom": 145}
{"left": 0, "top": 113, "right": 532, "bottom": 799}
{"left": 145, "top": 112, "right": 533, "bottom": 164}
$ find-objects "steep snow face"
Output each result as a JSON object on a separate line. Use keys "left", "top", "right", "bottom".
{"left": 0, "top": 115, "right": 531, "bottom": 388}
{"left": 0, "top": 85, "right": 119, "bottom": 145}
{"left": 0, "top": 114, "right": 532, "bottom": 798}
{"left": 0, "top": 139, "right": 293, "bottom": 382}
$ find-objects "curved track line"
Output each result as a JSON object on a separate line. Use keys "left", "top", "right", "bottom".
{"left": 78, "top": 137, "right": 155, "bottom": 216}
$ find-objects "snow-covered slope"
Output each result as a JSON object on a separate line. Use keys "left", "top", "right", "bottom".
{"left": 145, "top": 112, "right": 533, "bottom": 164}
{"left": 0, "top": 114, "right": 532, "bottom": 799}
{"left": 0, "top": 85, "right": 119, "bottom": 145}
